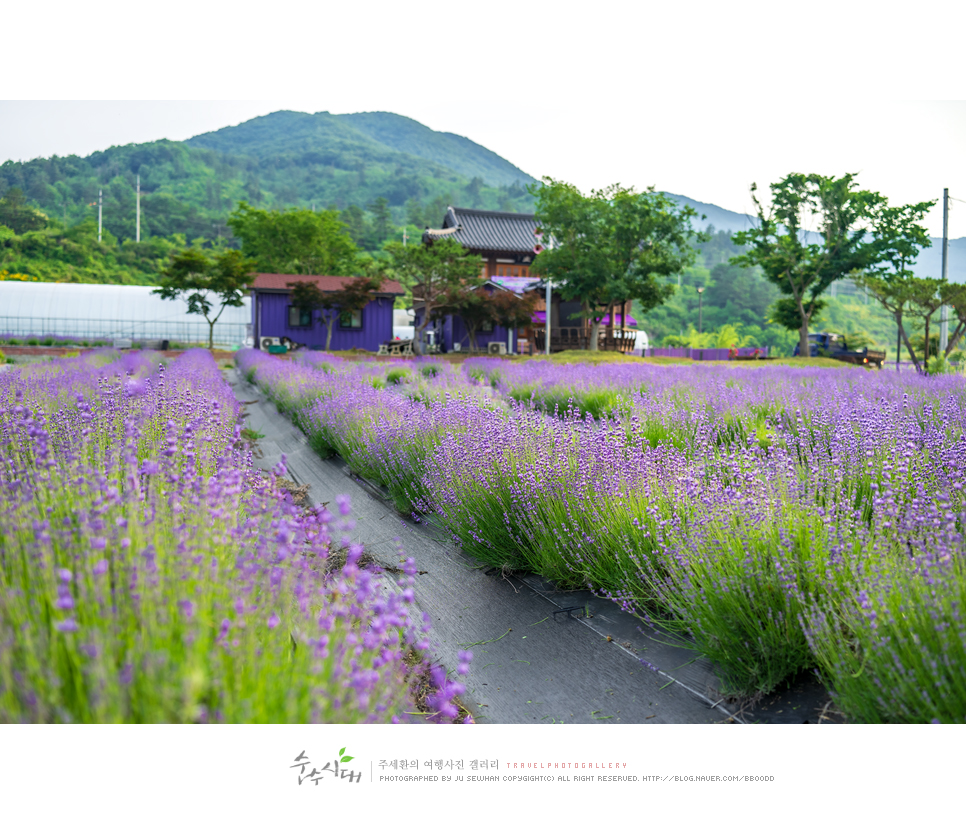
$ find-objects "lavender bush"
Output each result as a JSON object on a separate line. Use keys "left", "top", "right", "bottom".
{"left": 236, "top": 349, "right": 966, "bottom": 718}
{"left": 0, "top": 349, "right": 467, "bottom": 723}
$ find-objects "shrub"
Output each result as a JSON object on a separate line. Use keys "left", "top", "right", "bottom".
{"left": 926, "top": 354, "right": 956, "bottom": 375}
{"left": 386, "top": 367, "right": 411, "bottom": 385}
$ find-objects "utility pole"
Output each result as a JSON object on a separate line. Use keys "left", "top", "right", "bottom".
{"left": 545, "top": 279, "right": 552, "bottom": 355}
{"left": 98, "top": 189, "right": 102, "bottom": 242}
{"left": 939, "top": 188, "right": 950, "bottom": 353}
{"left": 136, "top": 175, "right": 141, "bottom": 243}
{"left": 402, "top": 228, "right": 408, "bottom": 245}
{"left": 696, "top": 286, "right": 705, "bottom": 334}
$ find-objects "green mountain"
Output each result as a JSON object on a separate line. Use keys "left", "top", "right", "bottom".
{"left": 0, "top": 110, "right": 537, "bottom": 252}
{"left": 188, "top": 110, "right": 535, "bottom": 189}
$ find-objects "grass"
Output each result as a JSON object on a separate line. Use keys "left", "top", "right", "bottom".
{"left": 386, "top": 367, "right": 412, "bottom": 385}
{"left": 530, "top": 350, "right": 643, "bottom": 365}
{"left": 521, "top": 350, "right": 869, "bottom": 370}
{"left": 507, "top": 383, "right": 631, "bottom": 420}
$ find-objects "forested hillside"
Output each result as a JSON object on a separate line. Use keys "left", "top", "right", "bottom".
{"left": 0, "top": 110, "right": 535, "bottom": 253}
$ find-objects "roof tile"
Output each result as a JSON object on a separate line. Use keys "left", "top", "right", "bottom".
{"left": 423, "top": 206, "right": 540, "bottom": 254}
{"left": 251, "top": 273, "right": 405, "bottom": 295}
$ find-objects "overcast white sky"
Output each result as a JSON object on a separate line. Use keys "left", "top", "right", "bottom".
{"left": 4, "top": 1, "right": 965, "bottom": 237}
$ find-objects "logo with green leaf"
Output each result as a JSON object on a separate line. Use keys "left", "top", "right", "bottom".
{"left": 339, "top": 747, "right": 354, "bottom": 764}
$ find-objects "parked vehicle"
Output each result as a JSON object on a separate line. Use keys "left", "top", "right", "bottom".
{"left": 793, "top": 332, "right": 885, "bottom": 368}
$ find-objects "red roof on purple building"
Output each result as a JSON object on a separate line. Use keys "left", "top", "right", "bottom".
{"left": 251, "top": 273, "right": 405, "bottom": 296}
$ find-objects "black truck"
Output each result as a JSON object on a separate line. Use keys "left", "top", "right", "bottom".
{"left": 793, "top": 332, "right": 885, "bottom": 368}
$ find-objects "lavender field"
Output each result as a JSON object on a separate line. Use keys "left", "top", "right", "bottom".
{"left": 237, "top": 348, "right": 966, "bottom": 723}
{"left": 0, "top": 349, "right": 469, "bottom": 723}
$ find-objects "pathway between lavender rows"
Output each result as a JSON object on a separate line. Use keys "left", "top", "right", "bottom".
{"left": 226, "top": 366, "right": 833, "bottom": 725}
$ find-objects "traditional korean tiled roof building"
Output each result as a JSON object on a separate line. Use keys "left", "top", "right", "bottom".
{"left": 422, "top": 207, "right": 541, "bottom": 280}
{"left": 420, "top": 206, "right": 639, "bottom": 354}
{"left": 416, "top": 207, "right": 544, "bottom": 353}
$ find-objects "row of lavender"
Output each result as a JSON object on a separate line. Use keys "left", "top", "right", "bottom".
{"left": 0, "top": 349, "right": 468, "bottom": 723}
{"left": 238, "top": 349, "right": 966, "bottom": 722}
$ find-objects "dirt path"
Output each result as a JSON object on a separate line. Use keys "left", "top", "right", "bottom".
{"left": 227, "top": 366, "right": 834, "bottom": 725}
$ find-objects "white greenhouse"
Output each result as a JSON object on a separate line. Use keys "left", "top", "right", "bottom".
{"left": 0, "top": 282, "right": 251, "bottom": 347}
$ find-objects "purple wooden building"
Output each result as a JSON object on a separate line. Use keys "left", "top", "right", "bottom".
{"left": 251, "top": 273, "right": 405, "bottom": 351}
{"left": 413, "top": 277, "right": 537, "bottom": 354}
{"left": 418, "top": 207, "right": 543, "bottom": 354}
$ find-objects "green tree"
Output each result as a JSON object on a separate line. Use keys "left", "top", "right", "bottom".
{"left": 0, "top": 188, "right": 48, "bottom": 235}
{"left": 770, "top": 296, "right": 827, "bottom": 333}
{"left": 855, "top": 274, "right": 920, "bottom": 370}
{"left": 664, "top": 323, "right": 755, "bottom": 349}
{"left": 732, "top": 173, "right": 886, "bottom": 359}
{"left": 529, "top": 179, "right": 700, "bottom": 351}
{"left": 289, "top": 276, "right": 385, "bottom": 350}
{"left": 154, "top": 248, "right": 256, "bottom": 348}
{"left": 405, "top": 198, "right": 425, "bottom": 229}
{"left": 340, "top": 205, "right": 369, "bottom": 247}
{"left": 384, "top": 237, "right": 482, "bottom": 355}
{"left": 227, "top": 202, "right": 357, "bottom": 275}
{"left": 422, "top": 194, "right": 451, "bottom": 229}
{"left": 367, "top": 197, "right": 392, "bottom": 245}
{"left": 869, "top": 200, "right": 935, "bottom": 282}
{"left": 329, "top": 276, "right": 385, "bottom": 346}
{"left": 941, "top": 283, "right": 966, "bottom": 357}
{"left": 288, "top": 280, "right": 332, "bottom": 347}
{"left": 491, "top": 289, "right": 539, "bottom": 339}
{"left": 855, "top": 274, "right": 949, "bottom": 371}
{"left": 853, "top": 198, "right": 937, "bottom": 370}
{"left": 438, "top": 286, "right": 537, "bottom": 352}
{"left": 704, "top": 262, "right": 779, "bottom": 325}
{"left": 466, "top": 177, "right": 483, "bottom": 208}
{"left": 440, "top": 286, "right": 494, "bottom": 352}
{"left": 907, "top": 277, "right": 946, "bottom": 365}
